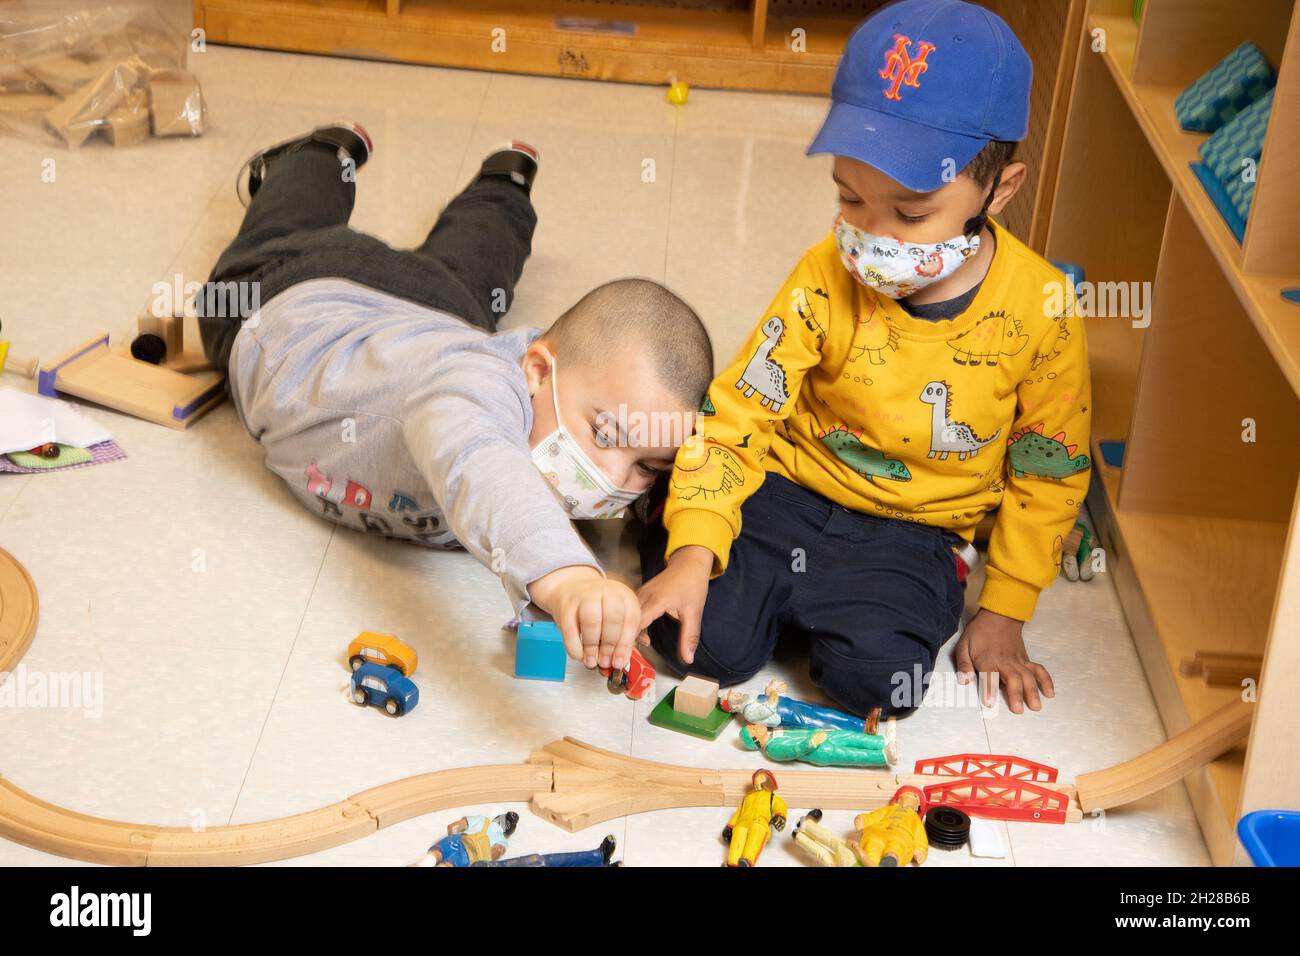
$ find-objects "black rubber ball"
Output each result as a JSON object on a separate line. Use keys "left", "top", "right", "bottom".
{"left": 130, "top": 333, "right": 167, "bottom": 365}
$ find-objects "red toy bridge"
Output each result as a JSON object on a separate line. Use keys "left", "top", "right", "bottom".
{"left": 921, "top": 776, "right": 1071, "bottom": 824}
{"left": 913, "top": 753, "right": 1059, "bottom": 783}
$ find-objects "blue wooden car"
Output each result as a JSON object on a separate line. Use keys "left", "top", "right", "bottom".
{"left": 350, "top": 662, "right": 419, "bottom": 717}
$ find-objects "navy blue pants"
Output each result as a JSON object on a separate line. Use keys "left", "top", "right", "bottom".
{"left": 472, "top": 849, "right": 607, "bottom": 867}
{"left": 639, "top": 473, "right": 965, "bottom": 718}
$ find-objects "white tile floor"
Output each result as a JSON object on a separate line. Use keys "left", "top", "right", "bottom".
{"left": 0, "top": 9, "right": 1209, "bottom": 866}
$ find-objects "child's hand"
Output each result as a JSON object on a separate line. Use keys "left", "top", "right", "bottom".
{"left": 637, "top": 545, "right": 713, "bottom": 665}
{"left": 954, "top": 609, "right": 1054, "bottom": 714}
{"left": 530, "top": 566, "right": 640, "bottom": 670}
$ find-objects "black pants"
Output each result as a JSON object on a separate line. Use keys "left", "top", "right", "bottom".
{"left": 198, "top": 143, "right": 538, "bottom": 370}
{"left": 639, "top": 473, "right": 965, "bottom": 718}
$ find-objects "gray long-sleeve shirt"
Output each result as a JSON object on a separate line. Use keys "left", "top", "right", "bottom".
{"left": 228, "top": 277, "right": 600, "bottom": 613}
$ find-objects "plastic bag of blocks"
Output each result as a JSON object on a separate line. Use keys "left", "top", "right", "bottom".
{"left": 1175, "top": 41, "right": 1275, "bottom": 134}
{"left": 0, "top": 4, "right": 188, "bottom": 147}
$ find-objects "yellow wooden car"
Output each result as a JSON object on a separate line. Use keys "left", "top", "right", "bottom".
{"left": 346, "top": 631, "right": 418, "bottom": 677}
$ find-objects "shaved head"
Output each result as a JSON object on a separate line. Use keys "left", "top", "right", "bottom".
{"left": 542, "top": 278, "right": 714, "bottom": 407}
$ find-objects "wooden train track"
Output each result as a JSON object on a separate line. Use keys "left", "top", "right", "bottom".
{"left": 0, "top": 547, "right": 1253, "bottom": 865}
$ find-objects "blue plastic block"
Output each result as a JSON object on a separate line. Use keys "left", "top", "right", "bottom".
{"left": 514, "top": 620, "right": 567, "bottom": 682}
{"left": 1238, "top": 811, "right": 1300, "bottom": 867}
{"left": 1199, "top": 87, "right": 1273, "bottom": 197}
{"left": 1175, "top": 41, "right": 1275, "bottom": 134}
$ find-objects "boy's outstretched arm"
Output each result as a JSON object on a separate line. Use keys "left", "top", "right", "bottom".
{"left": 957, "top": 294, "right": 1092, "bottom": 713}
{"left": 402, "top": 354, "right": 637, "bottom": 670}
{"left": 639, "top": 256, "right": 830, "bottom": 663}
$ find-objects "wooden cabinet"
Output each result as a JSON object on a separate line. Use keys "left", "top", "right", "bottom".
{"left": 1046, "top": 0, "right": 1300, "bottom": 865}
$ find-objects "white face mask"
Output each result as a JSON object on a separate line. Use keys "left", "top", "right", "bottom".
{"left": 833, "top": 209, "right": 981, "bottom": 300}
{"left": 530, "top": 358, "right": 643, "bottom": 520}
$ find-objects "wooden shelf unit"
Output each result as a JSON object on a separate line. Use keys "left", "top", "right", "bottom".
{"left": 1047, "top": 0, "right": 1300, "bottom": 865}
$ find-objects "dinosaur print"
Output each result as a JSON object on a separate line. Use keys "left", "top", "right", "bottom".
{"left": 1031, "top": 313, "right": 1070, "bottom": 370}
{"left": 818, "top": 426, "right": 911, "bottom": 483}
{"left": 946, "top": 310, "right": 1029, "bottom": 366}
{"left": 736, "top": 316, "right": 789, "bottom": 412}
{"left": 671, "top": 445, "right": 746, "bottom": 501}
{"left": 919, "top": 381, "right": 1001, "bottom": 461}
{"left": 791, "top": 286, "right": 829, "bottom": 347}
{"left": 699, "top": 394, "right": 716, "bottom": 416}
{"left": 1006, "top": 423, "right": 1090, "bottom": 479}
{"left": 848, "top": 300, "right": 899, "bottom": 365}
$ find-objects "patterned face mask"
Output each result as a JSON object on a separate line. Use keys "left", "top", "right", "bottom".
{"left": 529, "top": 357, "right": 642, "bottom": 520}
{"left": 833, "top": 209, "right": 981, "bottom": 299}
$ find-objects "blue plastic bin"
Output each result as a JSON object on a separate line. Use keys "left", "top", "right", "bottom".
{"left": 1237, "top": 811, "right": 1300, "bottom": 866}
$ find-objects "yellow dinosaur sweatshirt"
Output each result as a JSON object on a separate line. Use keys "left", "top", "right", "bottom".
{"left": 664, "top": 219, "right": 1091, "bottom": 621}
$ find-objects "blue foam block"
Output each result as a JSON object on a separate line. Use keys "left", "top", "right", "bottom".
{"left": 1099, "top": 440, "right": 1126, "bottom": 469}
{"left": 1190, "top": 162, "right": 1247, "bottom": 243}
{"left": 514, "top": 620, "right": 566, "bottom": 682}
{"left": 1175, "top": 41, "right": 1275, "bottom": 134}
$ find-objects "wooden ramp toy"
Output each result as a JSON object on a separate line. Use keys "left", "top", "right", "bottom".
{"left": 37, "top": 333, "right": 223, "bottom": 430}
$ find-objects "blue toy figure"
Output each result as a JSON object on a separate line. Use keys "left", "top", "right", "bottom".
{"left": 719, "top": 679, "right": 874, "bottom": 733}
{"left": 412, "top": 812, "right": 519, "bottom": 867}
{"left": 514, "top": 616, "right": 566, "bottom": 682}
{"left": 472, "top": 835, "right": 619, "bottom": 867}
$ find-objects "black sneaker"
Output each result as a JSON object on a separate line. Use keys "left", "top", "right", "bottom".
{"left": 236, "top": 121, "right": 374, "bottom": 208}
{"left": 478, "top": 140, "right": 539, "bottom": 194}
{"left": 599, "top": 834, "right": 617, "bottom": 865}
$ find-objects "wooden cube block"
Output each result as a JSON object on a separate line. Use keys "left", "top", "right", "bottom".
{"left": 25, "top": 55, "right": 98, "bottom": 96}
{"left": 148, "top": 69, "right": 205, "bottom": 137}
{"left": 674, "top": 674, "right": 720, "bottom": 718}
{"left": 106, "top": 103, "right": 149, "bottom": 147}
{"left": 44, "top": 58, "right": 145, "bottom": 148}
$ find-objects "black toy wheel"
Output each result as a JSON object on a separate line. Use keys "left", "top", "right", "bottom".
{"left": 924, "top": 806, "right": 971, "bottom": 850}
{"left": 349, "top": 656, "right": 365, "bottom": 671}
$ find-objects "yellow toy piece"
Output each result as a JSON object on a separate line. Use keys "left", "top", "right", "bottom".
{"left": 723, "top": 768, "right": 787, "bottom": 867}
{"left": 792, "top": 810, "right": 859, "bottom": 867}
{"left": 666, "top": 72, "right": 689, "bottom": 105}
{"left": 346, "top": 630, "right": 419, "bottom": 677}
{"left": 853, "top": 786, "right": 928, "bottom": 867}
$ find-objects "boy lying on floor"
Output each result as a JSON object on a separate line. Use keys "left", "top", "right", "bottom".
{"left": 197, "top": 123, "right": 713, "bottom": 673}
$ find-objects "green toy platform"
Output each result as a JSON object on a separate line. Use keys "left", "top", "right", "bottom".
{"left": 648, "top": 688, "right": 732, "bottom": 741}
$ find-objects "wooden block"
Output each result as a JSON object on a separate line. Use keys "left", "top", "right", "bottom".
{"left": 137, "top": 313, "right": 183, "bottom": 357}
{"left": 0, "top": 92, "right": 60, "bottom": 112}
{"left": 106, "top": 104, "right": 149, "bottom": 147}
{"left": 24, "top": 55, "right": 98, "bottom": 95}
{"left": 148, "top": 69, "right": 205, "bottom": 137}
{"left": 38, "top": 332, "right": 224, "bottom": 430}
{"left": 673, "top": 674, "right": 720, "bottom": 718}
{"left": 44, "top": 58, "right": 145, "bottom": 148}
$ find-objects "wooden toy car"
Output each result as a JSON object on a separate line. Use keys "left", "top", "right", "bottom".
{"left": 350, "top": 662, "right": 419, "bottom": 717}
{"left": 347, "top": 631, "right": 418, "bottom": 677}
{"left": 599, "top": 648, "right": 656, "bottom": 701}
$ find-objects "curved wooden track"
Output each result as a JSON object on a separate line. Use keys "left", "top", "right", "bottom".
{"left": 0, "top": 547, "right": 1251, "bottom": 865}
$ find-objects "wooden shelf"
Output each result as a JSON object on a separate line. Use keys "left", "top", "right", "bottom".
{"left": 1091, "top": 12, "right": 1300, "bottom": 396}
{"left": 1059, "top": 1, "right": 1300, "bottom": 865}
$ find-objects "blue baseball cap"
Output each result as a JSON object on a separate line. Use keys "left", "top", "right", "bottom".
{"left": 808, "top": 0, "right": 1031, "bottom": 193}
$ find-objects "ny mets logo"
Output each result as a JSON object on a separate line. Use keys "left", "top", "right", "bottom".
{"left": 879, "top": 34, "right": 936, "bottom": 101}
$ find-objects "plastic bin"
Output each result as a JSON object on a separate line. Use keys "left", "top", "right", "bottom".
{"left": 1237, "top": 811, "right": 1300, "bottom": 866}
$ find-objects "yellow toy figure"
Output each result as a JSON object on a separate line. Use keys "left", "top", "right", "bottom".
{"left": 723, "top": 769, "right": 787, "bottom": 867}
{"left": 792, "top": 809, "right": 859, "bottom": 867}
{"left": 853, "top": 785, "right": 928, "bottom": 867}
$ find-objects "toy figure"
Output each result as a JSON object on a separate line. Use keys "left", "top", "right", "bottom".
{"left": 853, "top": 786, "right": 928, "bottom": 867}
{"left": 472, "top": 835, "right": 619, "bottom": 867}
{"left": 723, "top": 769, "right": 787, "bottom": 867}
{"left": 720, "top": 679, "right": 879, "bottom": 733}
{"left": 411, "top": 811, "right": 518, "bottom": 867}
{"left": 792, "top": 809, "right": 859, "bottom": 867}
{"left": 739, "top": 723, "right": 896, "bottom": 767}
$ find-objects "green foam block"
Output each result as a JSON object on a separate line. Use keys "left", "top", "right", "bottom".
{"left": 648, "top": 687, "right": 732, "bottom": 741}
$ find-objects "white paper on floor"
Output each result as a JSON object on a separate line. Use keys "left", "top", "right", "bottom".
{"left": 0, "top": 387, "right": 113, "bottom": 454}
